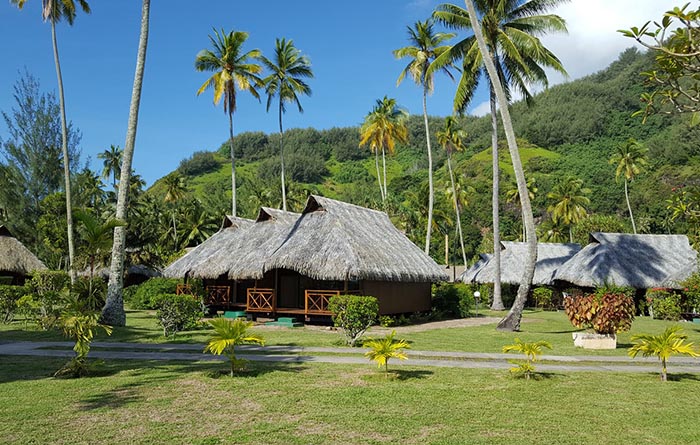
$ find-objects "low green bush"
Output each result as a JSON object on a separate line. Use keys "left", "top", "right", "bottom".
{"left": 154, "top": 293, "right": 203, "bottom": 337}
{"left": 432, "top": 283, "right": 479, "bottom": 318}
{"left": 122, "top": 285, "right": 138, "bottom": 306}
{"left": 328, "top": 295, "right": 379, "bottom": 346}
{"left": 680, "top": 271, "right": 700, "bottom": 313}
{"left": 0, "top": 285, "right": 27, "bottom": 323}
{"left": 532, "top": 287, "right": 554, "bottom": 310}
{"left": 646, "top": 288, "right": 682, "bottom": 321}
{"left": 20, "top": 271, "right": 70, "bottom": 330}
{"left": 130, "top": 278, "right": 181, "bottom": 309}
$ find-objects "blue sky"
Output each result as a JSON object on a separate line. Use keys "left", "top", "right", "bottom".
{"left": 0, "top": 1, "right": 673, "bottom": 186}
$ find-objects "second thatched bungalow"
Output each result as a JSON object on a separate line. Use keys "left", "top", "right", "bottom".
{"left": 165, "top": 196, "right": 447, "bottom": 318}
{"left": 0, "top": 225, "right": 47, "bottom": 285}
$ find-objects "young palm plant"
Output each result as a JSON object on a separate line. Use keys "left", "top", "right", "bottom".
{"left": 204, "top": 318, "right": 264, "bottom": 377}
{"left": 502, "top": 338, "right": 552, "bottom": 380}
{"left": 629, "top": 326, "right": 699, "bottom": 381}
{"left": 364, "top": 330, "right": 410, "bottom": 377}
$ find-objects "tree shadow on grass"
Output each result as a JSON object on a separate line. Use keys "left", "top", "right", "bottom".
{"left": 668, "top": 373, "right": 700, "bottom": 382}
{"left": 393, "top": 369, "right": 433, "bottom": 381}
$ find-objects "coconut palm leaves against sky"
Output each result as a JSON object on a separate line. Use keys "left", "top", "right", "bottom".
{"left": 547, "top": 176, "right": 590, "bottom": 243}
{"left": 436, "top": 116, "right": 468, "bottom": 266}
{"left": 97, "top": 144, "right": 122, "bottom": 188}
{"left": 394, "top": 20, "right": 454, "bottom": 255}
{"left": 11, "top": 0, "right": 91, "bottom": 285}
{"left": 261, "top": 38, "right": 313, "bottom": 212}
{"left": 433, "top": 0, "right": 568, "bottom": 312}
{"left": 195, "top": 28, "right": 262, "bottom": 217}
{"left": 359, "top": 96, "right": 409, "bottom": 204}
{"left": 610, "top": 138, "right": 648, "bottom": 234}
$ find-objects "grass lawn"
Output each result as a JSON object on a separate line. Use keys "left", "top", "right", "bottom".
{"left": 1, "top": 355, "right": 700, "bottom": 445}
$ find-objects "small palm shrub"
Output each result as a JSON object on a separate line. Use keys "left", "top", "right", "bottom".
{"left": 154, "top": 293, "right": 203, "bottom": 337}
{"left": 364, "top": 330, "right": 410, "bottom": 377}
{"left": 328, "top": 295, "right": 379, "bottom": 346}
{"left": 502, "top": 338, "right": 552, "bottom": 379}
{"left": 629, "top": 326, "right": 699, "bottom": 381}
{"left": 564, "top": 290, "right": 635, "bottom": 334}
{"left": 204, "top": 318, "right": 265, "bottom": 376}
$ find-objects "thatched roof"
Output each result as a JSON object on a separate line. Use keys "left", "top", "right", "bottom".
{"left": 82, "top": 264, "right": 162, "bottom": 280}
{"left": 462, "top": 242, "right": 581, "bottom": 286}
{"left": 263, "top": 196, "right": 447, "bottom": 282}
{"left": 168, "top": 196, "right": 447, "bottom": 283}
{"left": 554, "top": 233, "right": 698, "bottom": 290}
{"left": 0, "top": 225, "right": 47, "bottom": 275}
{"left": 163, "top": 215, "right": 255, "bottom": 278}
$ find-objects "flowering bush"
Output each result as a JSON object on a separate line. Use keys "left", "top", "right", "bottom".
{"left": 564, "top": 291, "right": 635, "bottom": 335}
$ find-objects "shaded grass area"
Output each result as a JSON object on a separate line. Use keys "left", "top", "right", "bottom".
{"left": 3, "top": 310, "right": 700, "bottom": 358}
{"left": 1, "top": 355, "right": 699, "bottom": 445}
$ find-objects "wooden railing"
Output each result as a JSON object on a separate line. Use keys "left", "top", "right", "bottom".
{"left": 304, "top": 290, "right": 360, "bottom": 314}
{"left": 176, "top": 284, "right": 193, "bottom": 295}
{"left": 247, "top": 288, "right": 275, "bottom": 312}
{"left": 206, "top": 285, "right": 230, "bottom": 306}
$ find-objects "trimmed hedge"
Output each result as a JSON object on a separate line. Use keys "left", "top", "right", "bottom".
{"left": 130, "top": 278, "right": 181, "bottom": 309}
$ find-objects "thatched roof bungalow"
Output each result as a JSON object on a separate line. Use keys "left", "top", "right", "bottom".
{"left": 553, "top": 233, "right": 698, "bottom": 290}
{"left": 0, "top": 225, "right": 47, "bottom": 284}
{"left": 462, "top": 242, "right": 580, "bottom": 286}
{"left": 164, "top": 196, "right": 447, "bottom": 317}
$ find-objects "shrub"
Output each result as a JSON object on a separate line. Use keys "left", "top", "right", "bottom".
{"left": 681, "top": 271, "right": 700, "bottom": 313}
{"left": 122, "top": 285, "right": 138, "bottom": 306}
{"left": 328, "top": 295, "right": 379, "bottom": 346}
{"left": 178, "top": 150, "right": 221, "bottom": 176}
{"left": 70, "top": 277, "right": 106, "bottom": 312}
{"left": 532, "top": 287, "right": 554, "bottom": 310}
{"left": 131, "top": 278, "right": 181, "bottom": 309}
{"left": 155, "top": 293, "right": 203, "bottom": 337}
{"left": 564, "top": 291, "right": 635, "bottom": 335}
{"left": 432, "top": 283, "right": 477, "bottom": 318}
{"left": 23, "top": 270, "right": 69, "bottom": 330}
{"left": 646, "top": 288, "right": 682, "bottom": 320}
{"left": 629, "top": 326, "right": 700, "bottom": 381}
{"left": 0, "top": 285, "right": 27, "bottom": 323}
{"left": 204, "top": 318, "right": 265, "bottom": 376}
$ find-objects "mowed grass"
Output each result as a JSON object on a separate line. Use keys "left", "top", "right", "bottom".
{"left": 1, "top": 355, "right": 700, "bottom": 445}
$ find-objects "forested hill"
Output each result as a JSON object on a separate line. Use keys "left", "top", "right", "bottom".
{"left": 154, "top": 47, "right": 699, "bottom": 263}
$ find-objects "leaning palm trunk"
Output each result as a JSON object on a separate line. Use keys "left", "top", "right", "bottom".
{"left": 228, "top": 112, "right": 237, "bottom": 216}
{"left": 447, "top": 153, "right": 467, "bottom": 266}
{"left": 463, "top": 0, "right": 537, "bottom": 331}
{"left": 278, "top": 100, "right": 287, "bottom": 211}
{"left": 423, "top": 85, "right": 434, "bottom": 255}
{"left": 382, "top": 146, "right": 388, "bottom": 204}
{"left": 102, "top": 0, "right": 150, "bottom": 327}
{"left": 51, "top": 21, "right": 76, "bottom": 285}
{"left": 374, "top": 150, "right": 384, "bottom": 202}
{"left": 490, "top": 87, "right": 504, "bottom": 310}
{"left": 625, "top": 179, "right": 637, "bottom": 234}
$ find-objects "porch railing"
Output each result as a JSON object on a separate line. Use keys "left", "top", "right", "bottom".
{"left": 247, "top": 288, "right": 275, "bottom": 312}
{"left": 206, "top": 285, "right": 230, "bottom": 306}
{"left": 304, "top": 290, "right": 359, "bottom": 314}
{"left": 176, "top": 284, "right": 193, "bottom": 295}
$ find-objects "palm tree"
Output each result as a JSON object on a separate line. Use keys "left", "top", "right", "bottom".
{"left": 359, "top": 97, "right": 409, "bottom": 203}
{"left": 394, "top": 20, "right": 454, "bottom": 255}
{"left": 629, "top": 326, "right": 699, "bottom": 381}
{"left": 11, "top": 0, "right": 91, "bottom": 285}
{"left": 610, "top": 138, "right": 647, "bottom": 234}
{"left": 436, "top": 116, "right": 468, "bottom": 266}
{"left": 195, "top": 29, "right": 262, "bottom": 217}
{"left": 102, "top": 0, "right": 150, "bottom": 327}
{"left": 204, "top": 318, "right": 265, "bottom": 377}
{"left": 433, "top": 0, "right": 568, "bottom": 313}
{"left": 502, "top": 338, "right": 552, "bottom": 379}
{"left": 547, "top": 176, "right": 590, "bottom": 243}
{"left": 74, "top": 210, "right": 125, "bottom": 281}
{"left": 162, "top": 173, "right": 186, "bottom": 249}
{"left": 364, "top": 330, "right": 410, "bottom": 377}
{"left": 261, "top": 38, "right": 313, "bottom": 212}
{"left": 97, "top": 145, "right": 122, "bottom": 187}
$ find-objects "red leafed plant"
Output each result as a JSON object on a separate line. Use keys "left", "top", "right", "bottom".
{"left": 564, "top": 291, "right": 635, "bottom": 335}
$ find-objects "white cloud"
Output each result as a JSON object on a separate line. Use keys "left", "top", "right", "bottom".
{"left": 471, "top": 100, "right": 491, "bottom": 117}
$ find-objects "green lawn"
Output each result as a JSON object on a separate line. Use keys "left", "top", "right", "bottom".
{"left": 1, "top": 355, "right": 699, "bottom": 445}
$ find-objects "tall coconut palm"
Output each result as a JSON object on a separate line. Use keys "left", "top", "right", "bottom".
{"left": 102, "top": 0, "right": 150, "bottom": 327}
{"left": 97, "top": 145, "right": 122, "bottom": 188}
{"left": 394, "top": 20, "right": 454, "bottom": 255}
{"left": 455, "top": 0, "right": 541, "bottom": 331}
{"left": 195, "top": 29, "right": 262, "bottom": 217}
{"left": 436, "top": 116, "right": 468, "bottom": 266}
{"left": 433, "top": 0, "right": 568, "bottom": 312}
{"left": 546, "top": 176, "right": 590, "bottom": 243}
{"left": 11, "top": 0, "right": 91, "bottom": 285}
{"left": 610, "top": 138, "right": 647, "bottom": 234}
{"left": 359, "top": 97, "right": 409, "bottom": 204}
{"left": 261, "top": 38, "right": 313, "bottom": 212}
{"left": 162, "top": 173, "right": 187, "bottom": 250}
{"left": 73, "top": 209, "right": 125, "bottom": 294}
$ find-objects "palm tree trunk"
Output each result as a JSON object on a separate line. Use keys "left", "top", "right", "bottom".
{"left": 490, "top": 86, "right": 504, "bottom": 311}
{"left": 374, "top": 149, "right": 384, "bottom": 202}
{"left": 102, "top": 0, "right": 150, "bottom": 327}
{"left": 172, "top": 211, "right": 178, "bottom": 250}
{"left": 447, "top": 153, "right": 467, "bottom": 266}
{"left": 229, "top": 112, "right": 237, "bottom": 217}
{"left": 569, "top": 225, "right": 573, "bottom": 243}
{"left": 423, "top": 86, "right": 434, "bottom": 256}
{"left": 279, "top": 98, "right": 287, "bottom": 212}
{"left": 463, "top": 0, "right": 537, "bottom": 331}
{"left": 382, "top": 146, "right": 388, "bottom": 204}
{"left": 661, "top": 358, "right": 667, "bottom": 381}
{"left": 51, "top": 20, "right": 77, "bottom": 285}
{"left": 625, "top": 179, "right": 637, "bottom": 234}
